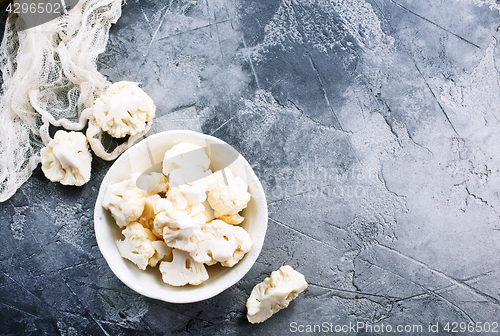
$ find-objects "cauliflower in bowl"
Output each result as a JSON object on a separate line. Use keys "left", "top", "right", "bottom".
{"left": 205, "top": 168, "right": 251, "bottom": 224}
{"left": 153, "top": 199, "right": 206, "bottom": 252}
{"left": 159, "top": 249, "right": 209, "bottom": 286}
{"left": 162, "top": 142, "right": 211, "bottom": 177}
{"left": 102, "top": 172, "right": 147, "bottom": 228}
{"left": 191, "top": 219, "right": 253, "bottom": 267}
{"left": 92, "top": 81, "right": 155, "bottom": 138}
{"left": 40, "top": 130, "right": 92, "bottom": 186}
{"left": 102, "top": 142, "right": 254, "bottom": 287}
{"left": 94, "top": 130, "right": 269, "bottom": 303}
{"left": 116, "top": 222, "right": 157, "bottom": 270}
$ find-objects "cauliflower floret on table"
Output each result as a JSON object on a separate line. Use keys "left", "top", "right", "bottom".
{"left": 246, "top": 265, "right": 308, "bottom": 324}
{"left": 116, "top": 222, "right": 157, "bottom": 270}
{"left": 92, "top": 81, "right": 155, "bottom": 138}
{"left": 153, "top": 198, "right": 205, "bottom": 252}
{"left": 205, "top": 168, "right": 251, "bottom": 225}
{"left": 102, "top": 172, "right": 147, "bottom": 228}
{"left": 40, "top": 130, "right": 92, "bottom": 186}
{"left": 190, "top": 220, "right": 252, "bottom": 267}
{"left": 159, "top": 249, "right": 209, "bottom": 286}
{"left": 162, "top": 143, "right": 211, "bottom": 177}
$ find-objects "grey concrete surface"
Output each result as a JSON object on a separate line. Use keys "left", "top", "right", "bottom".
{"left": 1, "top": 0, "right": 500, "bottom": 335}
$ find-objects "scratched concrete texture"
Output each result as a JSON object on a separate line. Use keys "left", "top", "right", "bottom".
{"left": 1, "top": 0, "right": 500, "bottom": 335}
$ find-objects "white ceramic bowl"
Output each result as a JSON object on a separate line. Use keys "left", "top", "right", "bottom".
{"left": 94, "top": 130, "right": 268, "bottom": 303}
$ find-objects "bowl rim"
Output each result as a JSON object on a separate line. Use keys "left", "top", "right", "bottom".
{"left": 93, "top": 130, "right": 268, "bottom": 303}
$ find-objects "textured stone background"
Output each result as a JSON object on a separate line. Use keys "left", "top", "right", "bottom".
{"left": 1, "top": 0, "right": 500, "bottom": 335}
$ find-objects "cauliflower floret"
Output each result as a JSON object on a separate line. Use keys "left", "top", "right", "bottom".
{"left": 169, "top": 166, "right": 212, "bottom": 188}
{"left": 191, "top": 220, "right": 252, "bottom": 267}
{"left": 40, "top": 130, "right": 92, "bottom": 186}
{"left": 103, "top": 172, "right": 147, "bottom": 228}
{"left": 205, "top": 168, "right": 251, "bottom": 225}
{"left": 153, "top": 199, "right": 205, "bottom": 252}
{"left": 138, "top": 194, "right": 161, "bottom": 233}
{"left": 246, "top": 265, "right": 308, "bottom": 324}
{"left": 201, "top": 201, "right": 215, "bottom": 223}
{"left": 159, "top": 249, "right": 209, "bottom": 286}
{"left": 148, "top": 240, "right": 173, "bottom": 267}
{"left": 166, "top": 179, "right": 209, "bottom": 210}
{"left": 218, "top": 213, "right": 245, "bottom": 225}
{"left": 136, "top": 172, "right": 168, "bottom": 195}
{"left": 92, "top": 81, "right": 155, "bottom": 138}
{"left": 116, "top": 222, "right": 157, "bottom": 270}
{"left": 162, "top": 143, "right": 211, "bottom": 176}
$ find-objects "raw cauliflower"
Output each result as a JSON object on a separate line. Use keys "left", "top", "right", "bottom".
{"left": 162, "top": 142, "right": 211, "bottom": 177}
{"left": 92, "top": 81, "right": 155, "bottom": 138}
{"left": 108, "top": 142, "right": 257, "bottom": 288}
{"left": 104, "top": 172, "right": 167, "bottom": 228}
{"left": 246, "top": 265, "right": 307, "bottom": 324}
{"left": 135, "top": 172, "right": 168, "bottom": 195}
{"left": 138, "top": 194, "right": 162, "bottom": 233}
{"left": 205, "top": 168, "right": 251, "bottom": 225}
{"left": 201, "top": 201, "right": 215, "bottom": 223}
{"left": 102, "top": 172, "right": 147, "bottom": 228}
{"left": 116, "top": 222, "right": 157, "bottom": 270}
{"left": 166, "top": 179, "right": 208, "bottom": 211}
{"left": 148, "top": 240, "right": 173, "bottom": 267}
{"left": 159, "top": 249, "right": 209, "bottom": 286}
{"left": 169, "top": 166, "right": 212, "bottom": 188}
{"left": 40, "top": 130, "right": 92, "bottom": 186}
{"left": 153, "top": 198, "right": 205, "bottom": 252}
{"left": 191, "top": 220, "right": 252, "bottom": 267}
